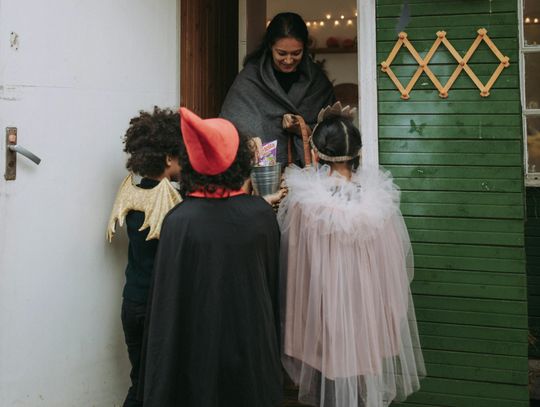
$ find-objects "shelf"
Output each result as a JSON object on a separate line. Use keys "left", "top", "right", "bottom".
{"left": 310, "top": 47, "right": 357, "bottom": 54}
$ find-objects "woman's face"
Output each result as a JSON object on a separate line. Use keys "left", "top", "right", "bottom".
{"left": 271, "top": 37, "right": 304, "bottom": 73}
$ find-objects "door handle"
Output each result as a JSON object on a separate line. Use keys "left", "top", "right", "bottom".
{"left": 8, "top": 144, "right": 41, "bottom": 165}
{"left": 4, "top": 127, "right": 41, "bottom": 181}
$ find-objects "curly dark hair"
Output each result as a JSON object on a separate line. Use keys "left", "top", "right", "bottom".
{"left": 179, "top": 132, "right": 254, "bottom": 196}
{"left": 123, "top": 106, "right": 183, "bottom": 177}
{"left": 312, "top": 116, "right": 362, "bottom": 169}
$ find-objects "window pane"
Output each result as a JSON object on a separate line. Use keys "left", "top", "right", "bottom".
{"left": 528, "top": 116, "right": 540, "bottom": 174}
{"left": 524, "top": 0, "right": 540, "bottom": 46}
{"left": 525, "top": 53, "right": 540, "bottom": 109}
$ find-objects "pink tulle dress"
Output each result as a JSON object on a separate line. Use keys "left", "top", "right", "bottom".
{"left": 277, "top": 165, "right": 425, "bottom": 407}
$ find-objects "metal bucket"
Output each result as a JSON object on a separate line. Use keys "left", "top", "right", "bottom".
{"left": 251, "top": 163, "right": 281, "bottom": 196}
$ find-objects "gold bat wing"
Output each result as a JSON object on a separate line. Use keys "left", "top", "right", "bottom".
{"left": 106, "top": 174, "right": 182, "bottom": 242}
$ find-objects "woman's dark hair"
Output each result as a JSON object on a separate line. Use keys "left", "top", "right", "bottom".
{"left": 243, "top": 12, "right": 309, "bottom": 67}
{"left": 179, "top": 132, "right": 254, "bottom": 196}
{"left": 311, "top": 116, "right": 362, "bottom": 169}
{"left": 123, "top": 106, "right": 183, "bottom": 177}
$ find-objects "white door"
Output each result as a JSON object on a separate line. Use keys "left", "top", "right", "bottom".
{"left": 0, "top": 1, "right": 179, "bottom": 405}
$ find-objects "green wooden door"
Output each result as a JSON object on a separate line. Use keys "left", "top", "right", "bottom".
{"left": 527, "top": 187, "right": 540, "bottom": 358}
{"left": 377, "top": 1, "right": 528, "bottom": 406}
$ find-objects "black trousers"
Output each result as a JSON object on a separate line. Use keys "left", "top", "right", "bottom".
{"left": 121, "top": 298, "right": 147, "bottom": 407}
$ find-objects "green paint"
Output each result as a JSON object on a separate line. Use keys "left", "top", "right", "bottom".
{"left": 527, "top": 188, "right": 540, "bottom": 357}
{"left": 377, "top": 1, "right": 527, "bottom": 405}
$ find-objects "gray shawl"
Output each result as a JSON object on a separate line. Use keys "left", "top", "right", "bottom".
{"left": 220, "top": 53, "right": 335, "bottom": 166}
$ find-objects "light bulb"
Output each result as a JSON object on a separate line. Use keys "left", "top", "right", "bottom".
{"left": 326, "top": 14, "right": 331, "bottom": 20}
{"left": 334, "top": 20, "right": 340, "bottom": 26}
{"left": 340, "top": 15, "right": 345, "bottom": 19}
{"left": 347, "top": 19, "right": 353, "bottom": 26}
{"left": 320, "top": 21, "right": 325, "bottom": 26}
{"left": 535, "top": 17, "right": 539, "bottom": 23}
{"left": 306, "top": 21, "right": 311, "bottom": 27}
{"left": 526, "top": 17, "right": 531, "bottom": 23}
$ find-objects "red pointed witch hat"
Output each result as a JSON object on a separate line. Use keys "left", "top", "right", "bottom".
{"left": 180, "top": 107, "right": 239, "bottom": 176}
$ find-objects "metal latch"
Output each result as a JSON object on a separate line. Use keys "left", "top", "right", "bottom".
{"left": 4, "top": 127, "right": 41, "bottom": 181}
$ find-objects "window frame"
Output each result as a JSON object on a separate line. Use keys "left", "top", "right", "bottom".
{"left": 358, "top": 0, "right": 379, "bottom": 168}
{"left": 519, "top": 0, "right": 540, "bottom": 186}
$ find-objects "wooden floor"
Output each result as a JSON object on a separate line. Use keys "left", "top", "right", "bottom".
{"left": 279, "top": 398, "right": 307, "bottom": 406}
{"left": 279, "top": 377, "right": 308, "bottom": 406}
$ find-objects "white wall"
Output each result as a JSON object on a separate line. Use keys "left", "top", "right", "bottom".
{"left": 313, "top": 53, "right": 358, "bottom": 85}
{"left": 0, "top": 1, "right": 179, "bottom": 406}
{"left": 239, "top": 0, "right": 267, "bottom": 70}
{"left": 267, "top": 0, "right": 358, "bottom": 85}
{"left": 239, "top": 0, "right": 248, "bottom": 68}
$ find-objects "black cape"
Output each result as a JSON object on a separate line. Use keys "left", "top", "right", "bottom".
{"left": 220, "top": 53, "right": 335, "bottom": 166}
{"left": 140, "top": 194, "right": 283, "bottom": 407}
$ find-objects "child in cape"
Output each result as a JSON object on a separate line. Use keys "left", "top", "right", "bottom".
{"left": 277, "top": 103, "right": 425, "bottom": 407}
{"left": 107, "top": 107, "right": 184, "bottom": 407}
{"left": 139, "top": 108, "right": 283, "bottom": 407}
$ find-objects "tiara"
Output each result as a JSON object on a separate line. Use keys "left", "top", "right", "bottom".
{"left": 316, "top": 101, "right": 357, "bottom": 123}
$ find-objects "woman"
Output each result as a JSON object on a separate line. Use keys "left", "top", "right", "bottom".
{"left": 220, "top": 12, "right": 335, "bottom": 166}
{"left": 277, "top": 104, "right": 425, "bottom": 407}
{"left": 141, "top": 107, "right": 283, "bottom": 407}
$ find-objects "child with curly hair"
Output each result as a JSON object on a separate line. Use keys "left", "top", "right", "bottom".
{"left": 107, "top": 106, "right": 184, "bottom": 407}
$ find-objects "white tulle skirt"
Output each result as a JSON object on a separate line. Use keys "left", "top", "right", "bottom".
{"left": 277, "top": 165, "right": 425, "bottom": 407}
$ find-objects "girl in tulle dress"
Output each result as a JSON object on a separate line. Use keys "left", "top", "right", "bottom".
{"left": 277, "top": 104, "right": 425, "bottom": 407}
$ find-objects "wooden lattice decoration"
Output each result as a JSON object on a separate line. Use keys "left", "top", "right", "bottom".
{"left": 380, "top": 28, "right": 510, "bottom": 99}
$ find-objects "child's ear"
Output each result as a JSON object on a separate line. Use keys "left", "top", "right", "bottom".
{"left": 165, "top": 155, "right": 173, "bottom": 167}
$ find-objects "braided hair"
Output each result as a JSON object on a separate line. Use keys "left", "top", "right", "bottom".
{"left": 311, "top": 116, "right": 362, "bottom": 169}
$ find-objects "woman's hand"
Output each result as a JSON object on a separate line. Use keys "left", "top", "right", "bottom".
{"left": 282, "top": 114, "right": 303, "bottom": 136}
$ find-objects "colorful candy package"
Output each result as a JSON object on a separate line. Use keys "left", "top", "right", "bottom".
{"left": 257, "top": 140, "right": 278, "bottom": 166}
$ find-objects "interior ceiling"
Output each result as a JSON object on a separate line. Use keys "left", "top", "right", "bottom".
{"left": 267, "top": 0, "right": 357, "bottom": 20}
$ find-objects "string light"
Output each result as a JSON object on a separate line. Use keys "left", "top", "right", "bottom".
{"left": 303, "top": 13, "right": 358, "bottom": 28}
{"left": 523, "top": 17, "right": 540, "bottom": 24}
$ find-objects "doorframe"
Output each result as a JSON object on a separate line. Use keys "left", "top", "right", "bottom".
{"left": 180, "top": 0, "right": 239, "bottom": 118}
{"left": 181, "top": 0, "right": 379, "bottom": 164}
{"left": 357, "top": 0, "right": 379, "bottom": 168}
